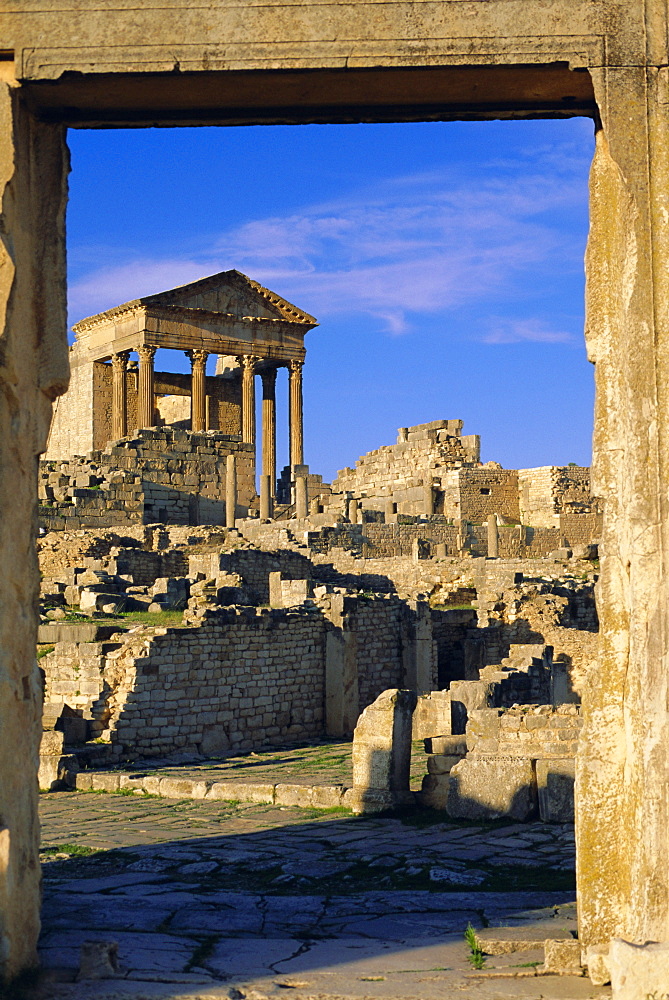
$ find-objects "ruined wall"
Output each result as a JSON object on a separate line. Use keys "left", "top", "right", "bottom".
{"left": 442, "top": 468, "right": 520, "bottom": 523}
{"left": 94, "top": 611, "right": 325, "bottom": 756}
{"left": 189, "top": 548, "right": 314, "bottom": 604}
{"left": 518, "top": 466, "right": 598, "bottom": 528}
{"left": 431, "top": 609, "right": 478, "bottom": 688}
{"left": 347, "top": 598, "right": 406, "bottom": 708}
{"left": 467, "top": 705, "right": 583, "bottom": 760}
{"left": 46, "top": 360, "right": 95, "bottom": 458}
{"left": 39, "top": 427, "right": 254, "bottom": 530}
{"left": 331, "top": 420, "right": 479, "bottom": 515}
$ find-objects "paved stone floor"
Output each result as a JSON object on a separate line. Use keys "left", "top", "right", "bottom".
{"left": 36, "top": 791, "right": 610, "bottom": 1000}
{"left": 81, "top": 739, "right": 429, "bottom": 790}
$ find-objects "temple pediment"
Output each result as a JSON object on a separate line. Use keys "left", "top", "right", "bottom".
{"left": 71, "top": 269, "right": 317, "bottom": 364}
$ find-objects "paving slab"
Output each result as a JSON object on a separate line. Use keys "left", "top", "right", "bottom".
{"left": 36, "top": 791, "right": 608, "bottom": 1000}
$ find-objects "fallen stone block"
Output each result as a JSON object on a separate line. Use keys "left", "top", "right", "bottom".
{"left": 585, "top": 943, "right": 611, "bottom": 986}
{"left": 542, "top": 938, "right": 583, "bottom": 975}
{"left": 609, "top": 938, "right": 669, "bottom": 999}
{"left": 446, "top": 756, "right": 538, "bottom": 821}
{"left": 77, "top": 941, "right": 120, "bottom": 981}
{"left": 536, "top": 758, "right": 575, "bottom": 823}
{"left": 38, "top": 753, "right": 79, "bottom": 791}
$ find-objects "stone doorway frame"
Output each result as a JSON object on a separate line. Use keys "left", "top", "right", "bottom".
{"left": 2, "top": 0, "right": 669, "bottom": 979}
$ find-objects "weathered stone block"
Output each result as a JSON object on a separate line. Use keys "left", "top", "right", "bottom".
{"left": 159, "top": 777, "right": 210, "bottom": 799}
{"left": 274, "top": 783, "right": 314, "bottom": 807}
{"left": 536, "top": 758, "right": 575, "bottom": 823}
{"left": 424, "top": 735, "right": 467, "bottom": 755}
{"left": 609, "top": 939, "right": 669, "bottom": 1000}
{"left": 352, "top": 688, "right": 417, "bottom": 795}
{"left": 427, "top": 753, "right": 463, "bottom": 775}
{"left": 40, "top": 730, "right": 65, "bottom": 756}
{"left": 542, "top": 938, "right": 583, "bottom": 976}
{"left": 585, "top": 944, "right": 611, "bottom": 986}
{"left": 78, "top": 940, "right": 120, "bottom": 981}
{"left": 311, "top": 785, "right": 344, "bottom": 808}
{"left": 89, "top": 773, "right": 121, "bottom": 793}
{"left": 446, "top": 757, "right": 537, "bottom": 820}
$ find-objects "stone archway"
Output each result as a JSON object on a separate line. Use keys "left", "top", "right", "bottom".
{"left": 2, "top": 0, "right": 668, "bottom": 980}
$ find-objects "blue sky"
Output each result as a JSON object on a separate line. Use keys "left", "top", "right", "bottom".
{"left": 67, "top": 118, "right": 595, "bottom": 483}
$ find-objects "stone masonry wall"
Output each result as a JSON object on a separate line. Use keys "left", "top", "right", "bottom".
{"left": 40, "top": 596, "right": 427, "bottom": 756}
{"left": 518, "top": 466, "right": 598, "bottom": 528}
{"left": 331, "top": 420, "right": 479, "bottom": 515}
{"left": 348, "top": 598, "right": 407, "bottom": 709}
{"left": 466, "top": 705, "right": 583, "bottom": 759}
{"left": 39, "top": 427, "right": 254, "bottom": 530}
{"left": 443, "top": 468, "right": 520, "bottom": 523}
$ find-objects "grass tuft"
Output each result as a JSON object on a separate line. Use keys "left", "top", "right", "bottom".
{"left": 464, "top": 922, "right": 486, "bottom": 970}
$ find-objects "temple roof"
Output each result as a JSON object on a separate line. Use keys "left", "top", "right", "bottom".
{"left": 72, "top": 269, "right": 317, "bottom": 333}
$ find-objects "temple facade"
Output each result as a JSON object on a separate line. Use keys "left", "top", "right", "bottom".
{"left": 46, "top": 270, "right": 317, "bottom": 494}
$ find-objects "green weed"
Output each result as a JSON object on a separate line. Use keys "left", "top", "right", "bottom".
{"left": 464, "top": 923, "right": 486, "bottom": 970}
{"left": 41, "top": 843, "right": 95, "bottom": 857}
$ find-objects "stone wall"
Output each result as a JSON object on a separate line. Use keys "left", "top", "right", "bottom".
{"left": 518, "top": 466, "right": 599, "bottom": 528}
{"left": 102, "top": 611, "right": 325, "bottom": 755}
{"left": 189, "top": 548, "right": 313, "bottom": 604}
{"left": 39, "top": 427, "right": 254, "bottom": 530}
{"left": 347, "top": 597, "right": 410, "bottom": 709}
{"left": 442, "top": 468, "right": 520, "bottom": 523}
{"left": 331, "top": 420, "right": 479, "bottom": 515}
{"left": 306, "top": 519, "right": 588, "bottom": 560}
{"left": 466, "top": 705, "right": 583, "bottom": 759}
{"left": 40, "top": 594, "right": 435, "bottom": 756}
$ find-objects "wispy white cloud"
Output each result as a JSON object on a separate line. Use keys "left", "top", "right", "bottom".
{"left": 482, "top": 317, "right": 578, "bottom": 345}
{"left": 68, "top": 152, "right": 589, "bottom": 340}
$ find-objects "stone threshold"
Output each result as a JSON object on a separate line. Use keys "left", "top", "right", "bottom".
{"left": 74, "top": 769, "right": 355, "bottom": 808}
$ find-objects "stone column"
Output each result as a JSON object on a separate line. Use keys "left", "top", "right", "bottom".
{"left": 261, "top": 368, "right": 277, "bottom": 496}
{"left": 487, "top": 514, "right": 499, "bottom": 558}
{"left": 241, "top": 355, "right": 259, "bottom": 447}
{"left": 259, "top": 474, "right": 273, "bottom": 520}
{"left": 0, "top": 82, "right": 70, "bottom": 979}
{"left": 187, "top": 349, "right": 208, "bottom": 432}
{"left": 295, "top": 475, "right": 308, "bottom": 519}
{"left": 288, "top": 358, "right": 304, "bottom": 468}
{"left": 424, "top": 484, "right": 435, "bottom": 516}
{"left": 225, "top": 454, "right": 237, "bottom": 528}
{"left": 136, "top": 345, "right": 156, "bottom": 429}
{"left": 110, "top": 351, "right": 130, "bottom": 441}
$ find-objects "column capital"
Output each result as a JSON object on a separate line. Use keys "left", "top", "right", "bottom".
{"left": 241, "top": 354, "right": 261, "bottom": 374}
{"left": 289, "top": 358, "right": 304, "bottom": 374}
{"left": 187, "top": 348, "right": 209, "bottom": 369}
{"left": 137, "top": 345, "right": 157, "bottom": 363}
{"left": 111, "top": 350, "right": 131, "bottom": 371}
